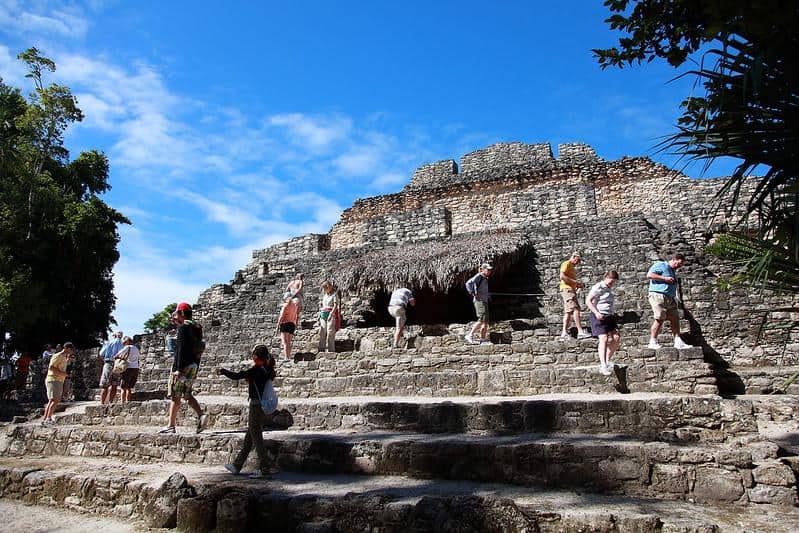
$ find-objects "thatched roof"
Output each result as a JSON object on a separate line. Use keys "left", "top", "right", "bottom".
{"left": 331, "top": 230, "right": 532, "bottom": 293}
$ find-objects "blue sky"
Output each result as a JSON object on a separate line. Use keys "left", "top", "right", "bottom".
{"left": 0, "top": 1, "right": 737, "bottom": 337}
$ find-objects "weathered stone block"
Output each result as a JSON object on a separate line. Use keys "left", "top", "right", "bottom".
{"left": 752, "top": 462, "right": 796, "bottom": 486}
{"left": 692, "top": 467, "right": 745, "bottom": 503}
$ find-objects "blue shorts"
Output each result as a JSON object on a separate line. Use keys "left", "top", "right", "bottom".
{"left": 590, "top": 314, "right": 618, "bottom": 336}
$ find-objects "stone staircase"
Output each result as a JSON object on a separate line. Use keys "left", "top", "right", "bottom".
{"left": 4, "top": 290, "right": 796, "bottom": 530}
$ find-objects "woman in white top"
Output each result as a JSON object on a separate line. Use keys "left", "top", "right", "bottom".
{"left": 116, "top": 336, "right": 141, "bottom": 403}
{"left": 585, "top": 270, "right": 620, "bottom": 376}
{"left": 318, "top": 280, "right": 340, "bottom": 353}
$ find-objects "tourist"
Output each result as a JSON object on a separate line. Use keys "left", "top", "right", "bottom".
{"left": 217, "top": 344, "right": 278, "bottom": 478}
{"left": 465, "top": 263, "right": 494, "bottom": 345}
{"left": 586, "top": 271, "right": 621, "bottom": 375}
{"left": 98, "top": 331, "right": 124, "bottom": 405}
{"left": 318, "top": 281, "right": 340, "bottom": 353}
{"left": 42, "top": 342, "right": 74, "bottom": 425}
{"left": 14, "top": 351, "right": 32, "bottom": 391}
{"left": 285, "top": 273, "right": 305, "bottom": 315}
{"left": 558, "top": 252, "right": 591, "bottom": 340}
{"left": 387, "top": 287, "right": 416, "bottom": 348}
{"left": 646, "top": 253, "right": 696, "bottom": 350}
{"left": 116, "top": 336, "right": 141, "bottom": 403}
{"left": 158, "top": 302, "right": 208, "bottom": 434}
{"left": 41, "top": 344, "right": 53, "bottom": 366}
{"left": 277, "top": 296, "right": 299, "bottom": 359}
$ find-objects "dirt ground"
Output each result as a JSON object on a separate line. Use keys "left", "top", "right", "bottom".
{"left": 0, "top": 500, "right": 152, "bottom": 532}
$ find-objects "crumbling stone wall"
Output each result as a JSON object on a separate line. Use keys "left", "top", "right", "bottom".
{"left": 183, "top": 141, "right": 796, "bottom": 393}
{"left": 460, "top": 142, "right": 555, "bottom": 172}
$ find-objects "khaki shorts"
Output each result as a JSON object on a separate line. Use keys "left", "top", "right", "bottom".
{"left": 99, "top": 361, "right": 121, "bottom": 388}
{"left": 649, "top": 292, "right": 679, "bottom": 321}
{"left": 473, "top": 300, "right": 490, "bottom": 322}
{"left": 561, "top": 288, "right": 581, "bottom": 313}
{"left": 387, "top": 305, "right": 407, "bottom": 329}
{"left": 46, "top": 380, "right": 64, "bottom": 401}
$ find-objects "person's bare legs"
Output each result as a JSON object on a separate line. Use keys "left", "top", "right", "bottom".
{"left": 607, "top": 331, "right": 620, "bottom": 362}
{"left": 573, "top": 309, "right": 587, "bottom": 335}
{"left": 43, "top": 398, "right": 59, "bottom": 420}
{"left": 562, "top": 312, "right": 571, "bottom": 334}
{"left": 100, "top": 386, "right": 109, "bottom": 405}
{"left": 108, "top": 384, "right": 117, "bottom": 403}
{"left": 166, "top": 398, "right": 181, "bottom": 428}
{"left": 186, "top": 395, "right": 202, "bottom": 417}
{"left": 597, "top": 334, "right": 609, "bottom": 366}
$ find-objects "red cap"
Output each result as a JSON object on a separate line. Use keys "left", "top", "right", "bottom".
{"left": 176, "top": 302, "right": 191, "bottom": 312}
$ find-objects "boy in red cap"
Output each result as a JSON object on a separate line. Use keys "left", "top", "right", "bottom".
{"left": 159, "top": 302, "right": 208, "bottom": 433}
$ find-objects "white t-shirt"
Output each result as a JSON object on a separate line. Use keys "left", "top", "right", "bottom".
{"left": 588, "top": 281, "right": 615, "bottom": 315}
{"left": 116, "top": 345, "right": 141, "bottom": 369}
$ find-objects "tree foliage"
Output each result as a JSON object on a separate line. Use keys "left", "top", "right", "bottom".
{"left": 0, "top": 48, "right": 130, "bottom": 350}
{"left": 593, "top": 1, "right": 799, "bottom": 293}
{"left": 144, "top": 303, "right": 177, "bottom": 333}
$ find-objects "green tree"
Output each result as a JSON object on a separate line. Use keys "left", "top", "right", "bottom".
{"left": 0, "top": 48, "right": 130, "bottom": 349}
{"left": 593, "top": 0, "right": 799, "bottom": 291}
{"left": 144, "top": 303, "right": 177, "bottom": 333}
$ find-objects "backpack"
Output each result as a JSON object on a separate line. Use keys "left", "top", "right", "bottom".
{"left": 186, "top": 320, "right": 206, "bottom": 360}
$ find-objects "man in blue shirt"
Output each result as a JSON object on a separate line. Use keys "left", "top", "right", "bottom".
{"left": 646, "top": 253, "right": 695, "bottom": 350}
{"left": 98, "top": 331, "right": 124, "bottom": 404}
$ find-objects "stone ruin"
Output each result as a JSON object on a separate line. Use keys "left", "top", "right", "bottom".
{"left": 1, "top": 141, "right": 798, "bottom": 531}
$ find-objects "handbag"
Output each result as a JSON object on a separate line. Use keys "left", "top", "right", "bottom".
{"left": 255, "top": 367, "right": 278, "bottom": 414}
{"left": 112, "top": 346, "right": 130, "bottom": 375}
{"left": 112, "top": 357, "right": 129, "bottom": 375}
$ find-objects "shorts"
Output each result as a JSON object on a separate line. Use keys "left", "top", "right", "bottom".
{"left": 279, "top": 322, "right": 296, "bottom": 334}
{"left": 121, "top": 368, "right": 140, "bottom": 389}
{"left": 168, "top": 363, "right": 198, "bottom": 400}
{"left": 387, "top": 305, "right": 407, "bottom": 329}
{"left": 46, "top": 380, "right": 64, "bottom": 401}
{"left": 649, "top": 292, "right": 679, "bottom": 321}
{"left": 561, "top": 288, "right": 581, "bottom": 313}
{"left": 473, "top": 300, "right": 490, "bottom": 322}
{"left": 589, "top": 314, "right": 618, "bottom": 336}
{"left": 99, "top": 361, "right": 121, "bottom": 388}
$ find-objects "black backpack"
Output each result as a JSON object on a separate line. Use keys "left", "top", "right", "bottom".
{"left": 186, "top": 320, "right": 206, "bottom": 360}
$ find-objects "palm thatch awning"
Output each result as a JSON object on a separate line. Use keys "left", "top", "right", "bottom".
{"left": 331, "top": 230, "right": 532, "bottom": 293}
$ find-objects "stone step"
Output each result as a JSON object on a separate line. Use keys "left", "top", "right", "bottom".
{"left": 131, "top": 357, "right": 717, "bottom": 399}
{"left": 45, "top": 393, "right": 758, "bottom": 442}
{"left": 3, "top": 424, "right": 796, "bottom": 507}
{"left": 3, "top": 456, "right": 799, "bottom": 532}
{"left": 716, "top": 366, "right": 799, "bottom": 395}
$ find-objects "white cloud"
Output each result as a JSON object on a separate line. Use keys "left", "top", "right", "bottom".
{"left": 0, "top": 1, "right": 89, "bottom": 39}
{"left": 269, "top": 113, "right": 352, "bottom": 152}
{"left": 333, "top": 147, "right": 383, "bottom": 176}
{"left": 0, "top": 44, "right": 27, "bottom": 85}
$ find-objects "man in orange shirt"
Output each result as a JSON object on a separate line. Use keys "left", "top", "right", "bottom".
{"left": 558, "top": 252, "right": 591, "bottom": 340}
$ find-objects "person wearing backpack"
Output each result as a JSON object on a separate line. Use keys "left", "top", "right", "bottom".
{"left": 464, "top": 263, "right": 494, "bottom": 345}
{"left": 216, "top": 344, "right": 278, "bottom": 478}
{"left": 158, "top": 302, "right": 208, "bottom": 434}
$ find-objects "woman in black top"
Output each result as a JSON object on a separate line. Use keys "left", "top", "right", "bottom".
{"left": 216, "top": 344, "right": 277, "bottom": 477}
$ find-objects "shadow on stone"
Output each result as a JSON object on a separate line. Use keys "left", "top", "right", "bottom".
{"left": 613, "top": 365, "right": 630, "bottom": 394}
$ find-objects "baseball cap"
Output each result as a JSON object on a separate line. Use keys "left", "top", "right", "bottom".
{"left": 176, "top": 302, "right": 192, "bottom": 312}
{"left": 480, "top": 263, "right": 494, "bottom": 270}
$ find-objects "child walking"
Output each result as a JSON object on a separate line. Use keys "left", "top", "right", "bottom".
{"left": 216, "top": 344, "right": 278, "bottom": 477}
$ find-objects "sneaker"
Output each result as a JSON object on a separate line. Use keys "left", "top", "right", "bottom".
{"left": 599, "top": 364, "right": 613, "bottom": 376}
{"left": 158, "top": 426, "right": 176, "bottom": 434}
{"left": 577, "top": 331, "right": 592, "bottom": 339}
{"left": 673, "top": 337, "right": 695, "bottom": 350}
{"left": 480, "top": 339, "right": 492, "bottom": 345}
{"left": 558, "top": 332, "right": 570, "bottom": 341}
{"left": 647, "top": 340, "right": 662, "bottom": 350}
{"left": 196, "top": 414, "right": 209, "bottom": 434}
{"left": 464, "top": 334, "right": 478, "bottom": 345}
{"left": 224, "top": 463, "right": 240, "bottom": 475}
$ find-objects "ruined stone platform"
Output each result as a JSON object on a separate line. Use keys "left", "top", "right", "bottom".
{"left": 2, "top": 455, "right": 798, "bottom": 532}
